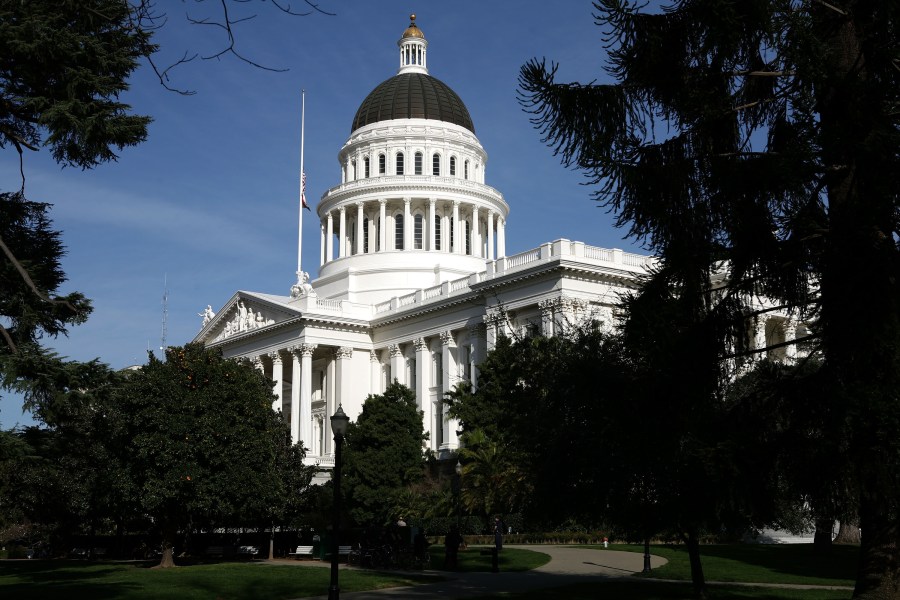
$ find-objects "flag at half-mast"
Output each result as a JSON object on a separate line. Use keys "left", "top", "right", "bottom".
{"left": 301, "top": 171, "right": 310, "bottom": 211}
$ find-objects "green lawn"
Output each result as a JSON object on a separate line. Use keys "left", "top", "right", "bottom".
{"left": 470, "top": 580, "right": 852, "bottom": 600}
{"left": 428, "top": 545, "right": 552, "bottom": 572}
{"left": 0, "top": 559, "right": 435, "bottom": 600}
{"left": 608, "top": 544, "right": 858, "bottom": 586}
{"left": 0, "top": 544, "right": 858, "bottom": 600}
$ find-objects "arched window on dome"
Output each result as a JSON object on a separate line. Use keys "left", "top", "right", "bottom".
{"left": 432, "top": 153, "right": 440, "bottom": 176}
{"left": 414, "top": 152, "right": 423, "bottom": 175}
{"left": 379, "top": 154, "right": 386, "bottom": 175}
{"left": 394, "top": 212, "right": 404, "bottom": 250}
{"left": 434, "top": 214, "right": 442, "bottom": 250}
{"left": 396, "top": 152, "right": 405, "bottom": 175}
{"left": 464, "top": 160, "right": 469, "bottom": 180}
{"left": 414, "top": 213, "right": 424, "bottom": 249}
{"left": 376, "top": 216, "right": 382, "bottom": 251}
{"left": 351, "top": 159, "right": 357, "bottom": 180}
{"left": 363, "top": 218, "right": 369, "bottom": 253}
{"left": 465, "top": 220, "right": 471, "bottom": 255}
{"left": 364, "top": 156, "right": 370, "bottom": 178}
{"left": 349, "top": 219, "right": 356, "bottom": 254}
{"left": 450, "top": 156, "right": 456, "bottom": 176}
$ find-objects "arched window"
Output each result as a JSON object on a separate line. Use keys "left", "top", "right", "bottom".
{"left": 450, "top": 156, "right": 456, "bottom": 176}
{"left": 414, "top": 152, "right": 423, "bottom": 175}
{"left": 364, "top": 156, "right": 370, "bottom": 178}
{"left": 396, "top": 152, "right": 405, "bottom": 175}
{"left": 394, "top": 213, "right": 404, "bottom": 250}
{"left": 349, "top": 219, "right": 356, "bottom": 254}
{"left": 414, "top": 214, "right": 424, "bottom": 249}
{"left": 432, "top": 153, "right": 441, "bottom": 176}
{"left": 378, "top": 153, "right": 386, "bottom": 175}
{"left": 434, "top": 214, "right": 442, "bottom": 250}
{"left": 465, "top": 220, "right": 471, "bottom": 255}
{"left": 464, "top": 160, "right": 469, "bottom": 180}
{"left": 351, "top": 159, "right": 357, "bottom": 180}
{"left": 363, "top": 218, "right": 369, "bottom": 253}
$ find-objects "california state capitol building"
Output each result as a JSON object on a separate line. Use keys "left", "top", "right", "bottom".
{"left": 194, "top": 16, "right": 806, "bottom": 474}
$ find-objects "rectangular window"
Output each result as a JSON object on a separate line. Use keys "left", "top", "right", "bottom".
{"left": 395, "top": 214, "right": 404, "bottom": 250}
{"left": 450, "top": 156, "right": 456, "bottom": 176}
{"left": 432, "top": 154, "right": 440, "bottom": 176}
{"left": 396, "top": 153, "right": 404, "bottom": 175}
{"left": 414, "top": 152, "right": 423, "bottom": 175}
{"left": 364, "top": 157, "right": 370, "bottom": 178}
{"left": 379, "top": 154, "right": 386, "bottom": 174}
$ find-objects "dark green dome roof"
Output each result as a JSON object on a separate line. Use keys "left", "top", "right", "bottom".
{"left": 351, "top": 73, "right": 475, "bottom": 133}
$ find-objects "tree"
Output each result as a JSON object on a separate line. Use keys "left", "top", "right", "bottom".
{"left": 519, "top": 2, "right": 899, "bottom": 597}
{"left": 342, "top": 382, "right": 427, "bottom": 526}
{"left": 114, "top": 343, "right": 312, "bottom": 568}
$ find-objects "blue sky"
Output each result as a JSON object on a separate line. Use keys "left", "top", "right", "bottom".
{"left": 1, "top": 1, "right": 643, "bottom": 428}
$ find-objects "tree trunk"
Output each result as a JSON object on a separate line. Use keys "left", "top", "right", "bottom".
{"left": 835, "top": 519, "right": 861, "bottom": 545}
{"left": 853, "top": 499, "right": 899, "bottom": 599}
{"left": 685, "top": 530, "right": 707, "bottom": 600}
{"left": 157, "top": 520, "right": 177, "bottom": 569}
{"left": 814, "top": 518, "right": 834, "bottom": 554}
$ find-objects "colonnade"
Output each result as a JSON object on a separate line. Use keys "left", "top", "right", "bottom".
{"left": 246, "top": 326, "right": 487, "bottom": 460}
{"left": 320, "top": 198, "right": 506, "bottom": 265}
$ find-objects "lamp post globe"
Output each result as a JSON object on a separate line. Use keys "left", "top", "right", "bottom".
{"left": 328, "top": 405, "right": 350, "bottom": 600}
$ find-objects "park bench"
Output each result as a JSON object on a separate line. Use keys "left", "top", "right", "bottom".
{"left": 237, "top": 546, "right": 259, "bottom": 558}
{"left": 204, "top": 545, "right": 236, "bottom": 557}
{"left": 288, "top": 545, "right": 315, "bottom": 559}
{"left": 325, "top": 545, "right": 352, "bottom": 561}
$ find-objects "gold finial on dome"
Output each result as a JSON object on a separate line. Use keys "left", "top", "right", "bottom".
{"left": 402, "top": 14, "right": 425, "bottom": 39}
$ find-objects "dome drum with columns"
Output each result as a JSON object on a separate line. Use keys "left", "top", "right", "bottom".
{"left": 195, "top": 17, "right": 807, "bottom": 475}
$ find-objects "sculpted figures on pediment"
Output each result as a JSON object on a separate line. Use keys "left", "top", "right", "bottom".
{"left": 212, "top": 300, "right": 277, "bottom": 342}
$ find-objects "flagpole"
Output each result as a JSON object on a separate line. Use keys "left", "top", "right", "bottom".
{"left": 297, "top": 89, "right": 306, "bottom": 280}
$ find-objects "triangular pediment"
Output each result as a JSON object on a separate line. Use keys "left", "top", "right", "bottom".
{"left": 195, "top": 291, "right": 302, "bottom": 344}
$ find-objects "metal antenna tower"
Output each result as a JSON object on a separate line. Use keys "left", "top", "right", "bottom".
{"left": 160, "top": 274, "right": 168, "bottom": 356}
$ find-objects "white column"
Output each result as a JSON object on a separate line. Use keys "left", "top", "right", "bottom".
{"left": 270, "top": 351, "right": 284, "bottom": 413}
{"left": 370, "top": 350, "right": 381, "bottom": 395}
{"left": 484, "top": 310, "right": 499, "bottom": 352}
{"left": 487, "top": 210, "right": 495, "bottom": 260}
{"left": 452, "top": 200, "right": 461, "bottom": 254}
{"left": 470, "top": 325, "right": 485, "bottom": 390}
{"left": 428, "top": 198, "right": 436, "bottom": 251}
{"left": 498, "top": 217, "right": 506, "bottom": 258}
{"left": 414, "top": 338, "right": 431, "bottom": 450}
{"left": 403, "top": 197, "right": 412, "bottom": 251}
{"left": 472, "top": 205, "right": 481, "bottom": 258}
{"left": 440, "top": 331, "right": 459, "bottom": 450}
{"left": 355, "top": 202, "right": 364, "bottom": 255}
{"left": 299, "top": 344, "right": 316, "bottom": 449}
{"left": 325, "top": 354, "right": 335, "bottom": 454}
{"left": 389, "top": 343, "right": 405, "bottom": 385}
{"left": 326, "top": 211, "right": 334, "bottom": 263}
{"left": 328, "top": 346, "right": 353, "bottom": 454}
{"left": 379, "top": 200, "right": 387, "bottom": 252}
{"left": 290, "top": 348, "right": 301, "bottom": 444}
{"left": 754, "top": 317, "right": 768, "bottom": 355}
{"left": 539, "top": 299, "right": 555, "bottom": 337}
{"left": 338, "top": 206, "right": 346, "bottom": 258}
{"left": 320, "top": 221, "right": 326, "bottom": 266}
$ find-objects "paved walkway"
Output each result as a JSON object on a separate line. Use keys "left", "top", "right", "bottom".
{"left": 290, "top": 545, "right": 668, "bottom": 599}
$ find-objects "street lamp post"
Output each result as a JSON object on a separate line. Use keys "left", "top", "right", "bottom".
{"left": 643, "top": 537, "right": 652, "bottom": 573}
{"left": 328, "top": 405, "right": 350, "bottom": 600}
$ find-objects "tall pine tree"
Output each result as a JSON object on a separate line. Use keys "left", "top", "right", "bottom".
{"left": 519, "top": 2, "right": 899, "bottom": 598}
